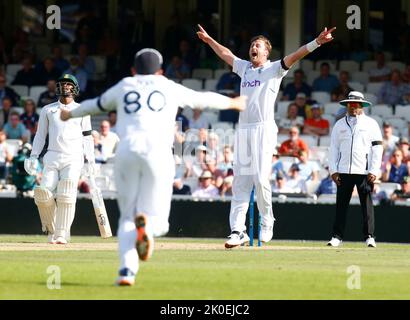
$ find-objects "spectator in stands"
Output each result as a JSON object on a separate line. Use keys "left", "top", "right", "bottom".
{"left": 173, "top": 177, "right": 192, "bottom": 195}
{"left": 271, "top": 150, "right": 284, "bottom": 182}
{"left": 206, "top": 132, "right": 222, "bottom": 162}
{"left": 278, "top": 103, "right": 304, "bottom": 134}
{"left": 37, "top": 80, "right": 58, "bottom": 108}
{"left": 186, "top": 145, "right": 208, "bottom": 177}
{"left": 192, "top": 170, "right": 219, "bottom": 198}
{"left": 220, "top": 175, "right": 234, "bottom": 197}
{"left": 189, "top": 108, "right": 210, "bottom": 130}
{"left": 216, "top": 71, "right": 241, "bottom": 96}
{"left": 179, "top": 39, "right": 199, "bottom": 70}
{"left": 0, "top": 130, "right": 13, "bottom": 181}
{"left": 64, "top": 56, "right": 88, "bottom": 96}
{"left": 51, "top": 45, "right": 70, "bottom": 73}
{"left": 312, "top": 62, "right": 339, "bottom": 93}
{"left": 377, "top": 70, "right": 410, "bottom": 105}
{"left": 0, "top": 74, "right": 20, "bottom": 107}
{"left": 19, "top": 99, "right": 39, "bottom": 143}
{"left": 302, "top": 104, "right": 330, "bottom": 136}
{"left": 34, "top": 57, "right": 62, "bottom": 85}
{"left": 382, "top": 121, "right": 399, "bottom": 160}
{"left": 94, "top": 120, "right": 120, "bottom": 163}
{"left": 11, "top": 29, "right": 33, "bottom": 64}
{"left": 12, "top": 57, "right": 36, "bottom": 87}
{"left": 98, "top": 28, "right": 120, "bottom": 78}
{"left": 0, "top": 97, "right": 14, "bottom": 128}
{"left": 284, "top": 163, "right": 307, "bottom": 193}
{"left": 315, "top": 165, "right": 337, "bottom": 196}
{"left": 282, "top": 69, "right": 312, "bottom": 101}
{"left": 217, "top": 145, "right": 234, "bottom": 175}
{"left": 331, "top": 71, "right": 354, "bottom": 102}
{"left": 401, "top": 64, "right": 410, "bottom": 84}
{"left": 3, "top": 111, "right": 29, "bottom": 143}
{"left": 205, "top": 155, "right": 225, "bottom": 188}
{"left": 176, "top": 107, "right": 190, "bottom": 132}
{"left": 390, "top": 175, "right": 410, "bottom": 201}
{"left": 272, "top": 171, "right": 294, "bottom": 194}
{"left": 397, "top": 137, "right": 410, "bottom": 164}
{"left": 368, "top": 52, "right": 391, "bottom": 83}
{"left": 279, "top": 126, "right": 309, "bottom": 157}
{"left": 164, "top": 55, "right": 191, "bottom": 80}
{"left": 107, "top": 110, "right": 117, "bottom": 133}
{"left": 294, "top": 93, "right": 313, "bottom": 119}
{"left": 382, "top": 149, "right": 409, "bottom": 183}
{"left": 296, "top": 150, "right": 319, "bottom": 181}
{"left": 0, "top": 33, "right": 9, "bottom": 65}
{"left": 77, "top": 44, "right": 96, "bottom": 78}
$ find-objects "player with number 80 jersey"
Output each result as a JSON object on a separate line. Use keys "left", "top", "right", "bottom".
{"left": 63, "top": 48, "right": 246, "bottom": 285}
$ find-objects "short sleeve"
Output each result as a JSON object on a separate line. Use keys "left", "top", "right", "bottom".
{"left": 268, "top": 60, "right": 289, "bottom": 79}
{"left": 233, "top": 58, "right": 248, "bottom": 78}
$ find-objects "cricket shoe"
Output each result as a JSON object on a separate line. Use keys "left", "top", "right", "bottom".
{"left": 47, "top": 234, "right": 56, "bottom": 244}
{"left": 225, "top": 231, "right": 250, "bottom": 249}
{"left": 365, "top": 236, "right": 377, "bottom": 248}
{"left": 327, "top": 237, "right": 342, "bottom": 247}
{"left": 135, "top": 214, "right": 154, "bottom": 261}
{"left": 116, "top": 268, "right": 135, "bottom": 286}
{"left": 55, "top": 236, "right": 68, "bottom": 245}
{"left": 260, "top": 224, "right": 274, "bottom": 243}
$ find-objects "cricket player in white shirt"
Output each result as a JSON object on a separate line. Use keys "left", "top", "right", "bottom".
{"left": 24, "top": 74, "right": 95, "bottom": 244}
{"left": 60, "top": 48, "right": 246, "bottom": 286}
{"left": 197, "top": 24, "right": 336, "bottom": 248}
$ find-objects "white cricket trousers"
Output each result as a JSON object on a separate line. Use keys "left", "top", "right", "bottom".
{"left": 115, "top": 143, "right": 175, "bottom": 274}
{"left": 229, "top": 122, "right": 277, "bottom": 233}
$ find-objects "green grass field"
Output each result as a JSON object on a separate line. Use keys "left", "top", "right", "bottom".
{"left": 1, "top": 235, "right": 410, "bottom": 300}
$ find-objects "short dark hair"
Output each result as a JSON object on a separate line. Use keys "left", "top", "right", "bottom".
{"left": 320, "top": 62, "right": 330, "bottom": 68}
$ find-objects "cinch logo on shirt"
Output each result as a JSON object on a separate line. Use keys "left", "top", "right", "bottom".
{"left": 242, "top": 80, "right": 261, "bottom": 88}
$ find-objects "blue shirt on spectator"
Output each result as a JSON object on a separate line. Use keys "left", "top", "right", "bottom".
{"left": 3, "top": 123, "right": 28, "bottom": 140}
{"left": 388, "top": 164, "right": 409, "bottom": 183}
{"left": 316, "top": 176, "right": 337, "bottom": 195}
{"left": 378, "top": 82, "right": 410, "bottom": 105}
{"left": 312, "top": 75, "right": 340, "bottom": 93}
{"left": 283, "top": 83, "right": 312, "bottom": 100}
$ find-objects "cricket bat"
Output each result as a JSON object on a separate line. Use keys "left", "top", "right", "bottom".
{"left": 88, "top": 174, "right": 112, "bottom": 238}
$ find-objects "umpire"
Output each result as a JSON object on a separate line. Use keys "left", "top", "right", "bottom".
{"left": 327, "top": 91, "right": 383, "bottom": 247}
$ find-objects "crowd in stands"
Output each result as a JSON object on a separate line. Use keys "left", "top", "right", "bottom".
{"left": 2, "top": 13, "right": 410, "bottom": 203}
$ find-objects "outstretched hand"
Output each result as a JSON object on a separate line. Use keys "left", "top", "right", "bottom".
{"left": 197, "top": 24, "right": 211, "bottom": 43}
{"left": 229, "top": 96, "right": 247, "bottom": 112}
{"left": 316, "top": 27, "right": 336, "bottom": 45}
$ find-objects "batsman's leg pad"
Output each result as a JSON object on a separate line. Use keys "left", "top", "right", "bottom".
{"left": 55, "top": 179, "right": 77, "bottom": 240}
{"left": 34, "top": 187, "right": 56, "bottom": 234}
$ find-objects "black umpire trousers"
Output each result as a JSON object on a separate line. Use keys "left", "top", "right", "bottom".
{"left": 333, "top": 174, "right": 375, "bottom": 240}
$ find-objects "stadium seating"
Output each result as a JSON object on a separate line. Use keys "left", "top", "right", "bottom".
{"left": 379, "top": 182, "right": 401, "bottom": 198}
{"left": 339, "top": 60, "right": 360, "bottom": 73}
{"left": 366, "top": 82, "right": 383, "bottom": 95}
{"left": 361, "top": 60, "right": 377, "bottom": 72}
{"left": 29, "top": 86, "right": 47, "bottom": 105}
{"left": 181, "top": 78, "right": 203, "bottom": 91}
{"left": 305, "top": 180, "right": 320, "bottom": 194}
{"left": 370, "top": 104, "right": 393, "bottom": 117}
{"left": 363, "top": 93, "right": 378, "bottom": 105}
{"left": 370, "top": 114, "right": 383, "bottom": 128}
{"left": 204, "top": 79, "right": 218, "bottom": 91}
{"left": 202, "top": 110, "right": 219, "bottom": 125}
{"left": 318, "top": 135, "right": 331, "bottom": 147}
{"left": 300, "top": 60, "right": 314, "bottom": 73}
{"left": 387, "top": 61, "right": 406, "bottom": 72}
{"left": 192, "top": 68, "right": 213, "bottom": 80}
{"left": 315, "top": 60, "right": 337, "bottom": 71}
{"left": 277, "top": 134, "right": 289, "bottom": 145}
{"left": 348, "top": 81, "right": 365, "bottom": 92}
{"left": 306, "top": 70, "right": 320, "bottom": 86}
{"left": 5, "top": 64, "right": 22, "bottom": 79}
{"left": 311, "top": 91, "right": 331, "bottom": 104}
{"left": 213, "top": 68, "right": 229, "bottom": 80}
{"left": 384, "top": 117, "right": 406, "bottom": 130}
{"left": 10, "top": 85, "right": 29, "bottom": 97}
{"left": 309, "top": 146, "right": 329, "bottom": 164}
{"left": 394, "top": 105, "right": 410, "bottom": 121}
{"left": 276, "top": 101, "right": 292, "bottom": 117}
{"left": 351, "top": 71, "right": 369, "bottom": 85}
{"left": 321, "top": 113, "right": 335, "bottom": 126}
{"left": 211, "top": 122, "right": 234, "bottom": 130}
{"left": 323, "top": 102, "right": 341, "bottom": 115}
{"left": 300, "top": 134, "right": 319, "bottom": 147}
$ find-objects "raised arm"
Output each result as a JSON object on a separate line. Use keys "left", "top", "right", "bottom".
{"left": 197, "top": 24, "right": 235, "bottom": 67}
{"left": 283, "top": 27, "right": 336, "bottom": 69}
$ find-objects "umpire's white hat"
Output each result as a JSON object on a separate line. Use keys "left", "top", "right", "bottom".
{"left": 339, "top": 91, "right": 371, "bottom": 108}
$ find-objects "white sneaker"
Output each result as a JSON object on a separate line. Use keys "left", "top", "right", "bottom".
{"left": 115, "top": 268, "right": 136, "bottom": 286}
{"left": 327, "top": 237, "right": 342, "bottom": 247}
{"left": 366, "top": 236, "right": 377, "bottom": 248}
{"left": 260, "top": 224, "right": 273, "bottom": 243}
{"left": 47, "top": 234, "right": 56, "bottom": 244}
{"left": 55, "top": 236, "right": 68, "bottom": 244}
{"left": 225, "top": 231, "right": 250, "bottom": 248}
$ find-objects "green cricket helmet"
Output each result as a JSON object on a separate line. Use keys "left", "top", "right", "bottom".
{"left": 56, "top": 74, "right": 80, "bottom": 97}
